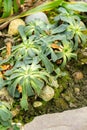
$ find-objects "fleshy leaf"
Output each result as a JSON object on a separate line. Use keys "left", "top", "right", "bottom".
{"left": 62, "top": 2, "right": 87, "bottom": 12}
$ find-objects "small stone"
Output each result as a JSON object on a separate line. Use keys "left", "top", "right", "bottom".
{"left": 69, "top": 102, "right": 77, "bottom": 108}
{"left": 74, "top": 87, "right": 80, "bottom": 95}
{"left": 39, "top": 86, "right": 54, "bottom": 101}
{"left": 33, "top": 101, "right": 42, "bottom": 108}
{"left": 72, "top": 71, "right": 83, "bottom": 80}
{"left": 8, "top": 19, "right": 25, "bottom": 35}
{"left": 25, "top": 12, "right": 49, "bottom": 24}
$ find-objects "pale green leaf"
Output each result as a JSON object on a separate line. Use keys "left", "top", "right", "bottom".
{"left": 62, "top": 2, "right": 87, "bottom": 12}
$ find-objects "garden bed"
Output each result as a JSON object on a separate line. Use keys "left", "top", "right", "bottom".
{"left": 0, "top": 0, "right": 87, "bottom": 130}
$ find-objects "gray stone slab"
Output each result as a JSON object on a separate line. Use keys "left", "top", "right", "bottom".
{"left": 24, "top": 107, "right": 87, "bottom": 130}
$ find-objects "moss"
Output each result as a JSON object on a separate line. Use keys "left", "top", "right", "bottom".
{"left": 58, "top": 72, "right": 71, "bottom": 89}
{"left": 62, "top": 88, "right": 77, "bottom": 103}
{"left": 54, "top": 98, "right": 69, "bottom": 111}
{"left": 54, "top": 85, "right": 64, "bottom": 99}
{"left": 46, "top": 8, "right": 58, "bottom": 23}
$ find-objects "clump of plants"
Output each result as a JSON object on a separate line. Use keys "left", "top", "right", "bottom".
{"left": 54, "top": 6, "right": 87, "bottom": 49}
{"left": 0, "top": 0, "right": 87, "bottom": 129}
{"left": 0, "top": 102, "right": 20, "bottom": 130}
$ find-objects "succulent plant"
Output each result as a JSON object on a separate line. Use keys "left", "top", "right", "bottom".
{"left": 54, "top": 7, "right": 87, "bottom": 50}
{"left": 0, "top": 102, "right": 12, "bottom": 127}
{"left": 12, "top": 36, "right": 40, "bottom": 64}
{"left": 24, "top": 19, "right": 50, "bottom": 37}
{"left": 66, "top": 20, "right": 87, "bottom": 49}
{"left": 54, "top": 7, "right": 80, "bottom": 24}
{"left": 3, "top": 63, "right": 50, "bottom": 110}
{"left": 56, "top": 40, "right": 77, "bottom": 67}
{"left": 0, "top": 1, "right": 87, "bottom": 127}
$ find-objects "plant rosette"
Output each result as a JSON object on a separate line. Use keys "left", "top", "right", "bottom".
{"left": 2, "top": 63, "right": 50, "bottom": 110}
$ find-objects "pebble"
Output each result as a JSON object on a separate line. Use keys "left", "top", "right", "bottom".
{"left": 72, "top": 71, "right": 84, "bottom": 80}
{"left": 74, "top": 87, "right": 80, "bottom": 95}
{"left": 8, "top": 19, "right": 25, "bottom": 35}
{"left": 25, "top": 12, "right": 49, "bottom": 24}
{"left": 33, "top": 101, "right": 42, "bottom": 108}
{"left": 39, "top": 85, "right": 54, "bottom": 101}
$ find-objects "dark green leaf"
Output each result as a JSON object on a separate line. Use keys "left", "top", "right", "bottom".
{"left": 20, "top": 0, "right": 25, "bottom": 4}
{"left": 2, "top": 0, "right": 12, "bottom": 18}
{"left": 13, "top": 0, "right": 19, "bottom": 13}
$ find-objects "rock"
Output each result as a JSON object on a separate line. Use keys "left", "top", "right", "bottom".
{"left": 74, "top": 87, "right": 80, "bottom": 95}
{"left": 72, "top": 71, "right": 84, "bottom": 80}
{"left": 24, "top": 107, "right": 87, "bottom": 130}
{"left": 0, "top": 88, "right": 14, "bottom": 106}
{"left": 25, "top": 12, "right": 49, "bottom": 24}
{"left": 39, "top": 86, "right": 54, "bottom": 101}
{"left": 33, "top": 101, "right": 42, "bottom": 108}
{"left": 8, "top": 19, "right": 25, "bottom": 35}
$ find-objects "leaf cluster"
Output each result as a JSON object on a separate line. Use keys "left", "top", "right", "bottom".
{"left": 4, "top": 63, "right": 50, "bottom": 110}
{"left": 54, "top": 6, "right": 87, "bottom": 50}
{"left": 0, "top": 18, "right": 77, "bottom": 110}
{"left": 0, "top": 102, "right": 12, "bottom": 127}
